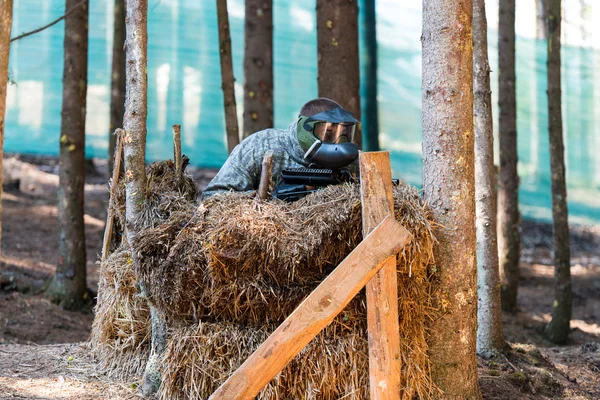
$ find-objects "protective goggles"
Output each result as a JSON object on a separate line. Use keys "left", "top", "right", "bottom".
{"left": 312, "top": 122, "right": 356, "bottom": 144}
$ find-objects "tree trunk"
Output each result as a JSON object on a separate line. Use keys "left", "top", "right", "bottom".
{"left": 243, "top": 0, "right": 273, "bottom": 138}
{"left": 216, "top": 0, "right": 240, "bottom": 153}
{"left": 473, "top": 0, "right": 504, "bottom": 356}
{"left": 108, "top": 0, "right": 126, "bottom": 174}
{"left": 123, "top": 0, "right": 147, "bottom": 241}
{"left": 360, "top": 0, "right": 379, "bottom": 152}
{"left": 422, "top": 0, "right": 481, "bottom": 397}
{"left": 122, "top": 0, "right": 164, "bottom": 395}
{"left": 316, "top": 0, "right": 361, "bottom": 148}
{"left": 537, "top": 0, "right": 548, "bottom": 40}
{"left": 46, "top": 0, "right": 89, "bottom": 310}
{"left": 497, "top": 0, "right": 520, "bottom": 313}
{"left": 0, "top": 0, "right": 13, "bottom": 257}
{"left": 544, "top": 0, "right": 572, "bottom": 345}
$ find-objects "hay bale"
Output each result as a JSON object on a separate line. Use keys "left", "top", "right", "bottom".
{"left": 159, "top": 321, "right": 370, "bottom": 400}
{"left": 90, "top": 246, "right": 151, "bottom": 379}
{"left": 133, "top": 181, "right": 437, "bottom": 398}
{"left": 134, "top": 183, "right": 433, "bottom": 324}
{"left": 112, "top": 159, "right": 198, "bottom": 230}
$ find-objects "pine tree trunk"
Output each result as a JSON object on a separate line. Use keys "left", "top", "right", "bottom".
{"left": 422, "top": 0, "right": 481, "bottom": 397}
{"left": 473, "top": 0, "right": 504, "bottom": 356}
{"left": 316, "top": 0, "right": 361, "bottom": 148}
{"left": 108, "top": 0, "right": 126, "bottom": 174}
{"left": 46, "top": 0, "right": 89, "bottom": 310}
{"left": 360, "top": 0, "right": 379, "bottom": 152}
{"left": 243, "top": 0, "right": 273, "bottom": 138}
{"left": 0, "top": 0, "right": 13, "bottom": 257}
{"left": 537, "top": 0, "right": 548, "bottom": 40}
{"left": 497, "top": 0, "right": 520, "bottom": 313}
{"left": 544, "top": 0, "right": 572, "bottom": 345}
{"left": 123, "top": 0, "right": 147, "bottom": 238}
{"left": 122, "top": 0, "right": 166, "bottom": 395}
{"left": 216, "top": 0, "right": 240, "bottom": 153}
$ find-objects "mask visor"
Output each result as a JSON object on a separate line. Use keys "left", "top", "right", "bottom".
{"left": 313, "top": 122, "right": 356, "bottom": 144}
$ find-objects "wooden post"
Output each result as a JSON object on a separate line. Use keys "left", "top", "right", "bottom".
{"left": 101, "top": 129, "right": 124, "bottom": 261}
{"left": 360, "top": 151, "right": 402, "bottom": 400}
{"left": 256, "top": 150, "right": 274, "bottom": 200}
{"left": 172, "top": 124, "right": 182, "bottom": 177}
{"left": 209, "top": 216, "right": 411, "bottom": 400}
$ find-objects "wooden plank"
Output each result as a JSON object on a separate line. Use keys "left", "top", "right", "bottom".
{"left": 256, "top": 150, "right": 274, "bottom": 200}
{"left": 101, "top": 129, "right": 124, "bottom": 261}
{"left": 360, "top": 151, "right": 404, "bottom": 400}
{"left": 172, "top": 124, "right": 182, "bottom": 177}
{"left": 209, "top": 215, "right": 411, "bottom": 400}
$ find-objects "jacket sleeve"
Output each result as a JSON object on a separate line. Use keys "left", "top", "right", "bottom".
{"left": 201, "top": 135, "right": 263, "bottom": 199}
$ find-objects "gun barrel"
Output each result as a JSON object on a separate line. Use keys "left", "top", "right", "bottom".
{"left": 281, "top": 174, "right": 340, "bottom": 186}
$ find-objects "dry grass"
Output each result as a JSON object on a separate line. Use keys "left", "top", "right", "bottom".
{"left": 89, "top": 246, "right": 150, "bottom": 379}
{"left": 94, "top": 165, "right": 439, "bottom": 398}
{"left": 159, "top": 321, "right": 371, "bottom": 400}
{"left": 112, "top": 159, "right": 198, "bottom": 231}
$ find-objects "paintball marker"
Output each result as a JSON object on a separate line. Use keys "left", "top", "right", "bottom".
{"left": 272, "top": 167, "right": 399, "bottom": 202}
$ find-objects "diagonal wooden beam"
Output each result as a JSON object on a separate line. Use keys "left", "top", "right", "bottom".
{"left": 360, "top": 151, "right": 402, "bottom": 399}
{"left": 209, "top": 215, "right": 411, "bottom": 400}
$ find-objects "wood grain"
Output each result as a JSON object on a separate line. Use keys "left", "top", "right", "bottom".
{"left": 360, "top": 151, "right": 404, "bottom": 400}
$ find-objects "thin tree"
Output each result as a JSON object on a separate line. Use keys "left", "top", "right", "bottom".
{"left": 497, "top": 0, "right": 520, "bottom": 312}
{"left": 216, "top": 0, "right": 240, "bottom": 153}
{"left": 0, "top": 0, "right": 13, "bottom": 257}
{"left": 122, "top": 0, "right": 166, "bottom": 394}
{"left": 46, "top": 0, "right": 90, "bottom": 309}
{"left": 422, "top": 0, "right": 481, "bottom": 397}
{"left": 544, "top": 0, "right": 572, "bottom": 345}
{"left": 360, "top": 0, "right": 379, "bottom": 151}
{"left": 474, "top": 0, "right": 504, "bottom": 355}
{"left": 243, "top": 0, "right": 273, "bottom": 138}
{"left": 108, "top": 0, "right": 126, "bottom": 174}
{"left": 316, "top": 0, "right": 361, "bottom": 148}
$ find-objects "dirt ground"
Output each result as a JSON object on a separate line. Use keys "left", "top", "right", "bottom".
{"left": 0, "top": 155, "right": 598, "bottom": 399}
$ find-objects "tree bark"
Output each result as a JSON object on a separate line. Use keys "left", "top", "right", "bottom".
{"left": 108, "top": 0, "right": 126, "bottom": 174}
{"left": 360, "top": 0, "right": 379, "bottom": 151}
{"left": 216, "top": 0, "right": 240, "bottom": 153}
{"left": 243, "top": 0, "right": 273, "bottom": 138}
{"left": 497, "top": 0, "right": 520, "bottom": 313}
{"left": 46, "top": 0, "right": 89, "bottom": 310}
{"left": 316, "top": 0, "right": 361, "bottom": 148}
{"left": 123, "top": 0, "right": 147, "bottom": 241}
{"left": 422, "top": 0, "right": 481, "bottom": 397}
{"left": 544, "top": 0, "right": 572, "bottom": 345}
{"left": 473, "top": 0, "right": 504, "bottom": 356}
{"left": 0, "top": 0, "right": 13, "bottom": 257}
{"left": 536, "top": 0, "right": 548, "bottom": 40}
{"left": 122, "top": 0, "right": 161, "bottom": 395}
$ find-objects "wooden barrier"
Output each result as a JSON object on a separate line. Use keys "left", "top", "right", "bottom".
{"left": 209, "top": 151, "right": 408, "bottom": 400}
{"left": 360, "top": 151, "right": 402, "bottom": 399}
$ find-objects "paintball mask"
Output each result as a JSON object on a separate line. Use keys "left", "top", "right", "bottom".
{"left": 296, "top": 106, "right": 360, "bottom": 169}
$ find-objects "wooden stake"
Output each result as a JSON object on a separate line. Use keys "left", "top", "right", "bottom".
{"left": 209, "top": 216, "right": 411, "bottom": 400}
{"left": 172, "top": 124, "right": 182, "bottom": 177}
{"left": 359, "top": 151, "right": 402, "bottom": 400}
{"left": 256, "top": 150, "right": 274, "bottom": 200}
{"left": 101, "top": 129, "right": 124, "bottom": 261}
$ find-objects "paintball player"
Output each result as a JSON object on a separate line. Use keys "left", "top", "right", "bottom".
{"left": 202, "top": 98, "right": 360, "bottom": 198}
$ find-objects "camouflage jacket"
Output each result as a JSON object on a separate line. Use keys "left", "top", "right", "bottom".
{"left": 202, "top": 122, "right": 311, "bottom": 198}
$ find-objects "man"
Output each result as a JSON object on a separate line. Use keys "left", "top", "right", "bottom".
{"left": 202, "top": 98, "right": 360, "bottom": 198}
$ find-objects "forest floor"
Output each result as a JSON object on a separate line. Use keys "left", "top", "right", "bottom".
{"left": 0, "top": 154, "right": 598, "bottom": 399}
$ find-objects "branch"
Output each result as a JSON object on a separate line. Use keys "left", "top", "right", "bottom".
{"left": 10, "top": 0, "right": 86, "bottom": 43}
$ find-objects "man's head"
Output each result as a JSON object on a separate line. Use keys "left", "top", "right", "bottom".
{"left": 296, "top": 98, "right": 360, "bottom": 169}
